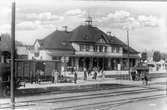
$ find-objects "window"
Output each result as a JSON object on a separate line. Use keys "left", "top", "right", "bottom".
{"left": 80, "top": 44, "right": 84, "bottom": 51}
{"left": 112, "top": 47, "right": 115, "bottom": 53}
{"left": 67, "top": 57, "right": 72, "bottom": 67}
{"left": 94, "top": 45, "right": 97, "bottom": 52}
{"left": 98, "top": 38, "right": 105, "bottom": 43}
{"left": 86, "top": 45, "right": 90, "bottom": 51}
{"left": 116, "top": 47, "right": 120, "bottom": 53}
{"left": 99, "top": 45, "right": 103, "bottom": 52}
{"left": 34, "top": 52, "right": 39, "bottom": 57}
{"left": 104, "top": 46, "right": 107, "bottom": 52}
{"left": 52, "top": 56, "right": 61, "bottom": 60}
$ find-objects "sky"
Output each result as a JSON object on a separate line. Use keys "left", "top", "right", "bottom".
{"left": 0, "top": 0, "right": 167, "bottom": 53}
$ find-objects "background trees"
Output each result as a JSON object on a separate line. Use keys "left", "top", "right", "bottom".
{"left": 153, "top": 51, "right": 161, "bottom": 62}
{"left": 141, "top": 52, "right": 147, "bottom": 62}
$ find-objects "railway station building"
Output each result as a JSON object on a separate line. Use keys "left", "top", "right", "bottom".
{"left": 29, "top": 19, "right": 140, "bottom": 73}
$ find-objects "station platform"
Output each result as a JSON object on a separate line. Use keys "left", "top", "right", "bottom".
{"left": 15, "top": 77, "right": 167, "bottom": 97}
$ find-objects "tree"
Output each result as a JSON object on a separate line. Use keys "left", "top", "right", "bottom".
{"left": 161, "top": 53, "right": 167, "bottom": 61}
{"left": 141, "top": 52, "right": 147, "bottom": 61}
{"left": 153, "top": 51, "right": 161, "bottom": 62}
{"left": 0, "top": 33, "right": 22, "bottom": 60}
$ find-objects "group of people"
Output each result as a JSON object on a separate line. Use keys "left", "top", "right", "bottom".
{"left": 30, "top": 67, "right": 104, "bottom": 84}
{"left": 51, "top": 70, "right": 66, "bottom": 83}
{"left": 130, "top": 67, "right": 149, "bottom": 86}
{"left": 30, "top": 70, "right": 44, "bottom": 84}
{"left": 73, "top": 67, "right": 104, "bottom": 84}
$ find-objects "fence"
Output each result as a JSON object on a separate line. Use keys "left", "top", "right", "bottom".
{"left": 15, "top": 59, "right": 61, "bottom": 83}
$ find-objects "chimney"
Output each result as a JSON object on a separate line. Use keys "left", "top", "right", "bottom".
{"left": 62, "top": 26, "right": 68, "bottom": 32}
{"left": 85, "top": 16, "right": 93, "bottom": 26}
{"left": 107, "top": 31, "right": 111, "bottom": 36}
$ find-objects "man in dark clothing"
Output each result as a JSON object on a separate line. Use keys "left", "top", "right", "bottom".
{"left": 144, "top": 72, "right": 149, "bottom": 85}
{"left": 30, "top": 73, "right": 33, "bottom": 84}
{"left": 93, "top": 71, "right": 97, "bottom": 80}
{"left": 74, "top": 71, "right": 77, "bottom": 84}
{"left": 83, "top": 68, "right": 87, "bottom": 80}
{"left": 88, "top": 69, "right": 91, "bottom": 76}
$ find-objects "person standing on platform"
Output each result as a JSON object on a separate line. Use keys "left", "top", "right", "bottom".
{"left": 30, "top": 71, "right": 33, "bottom": 84}
{"left": 88, "top": 67, "right": 91, "bottom": 76}
{"left": 93, "top": 67, "right": 97, "bottom": 80}
{"left": 36, "top": 70, "right": 40, "bottom": 84}
{"left": 51, "top": 70, "right": 55, "bottom": 83}
{"left": 52, "top": 69, "right": 58, "bottom": 83}
{"left": 54, "top": 70, "right": 58, "bottom": 83}
{"left": 101, "top": 68, "right": 104, "bottom": 78}
{"left": 144, "top": 72, "right": 149, "bottom": 85}
{"left": 94, "top": 71, "right": 97, "bottom": 80}
{"left": 83, "top": 67, "right": 87, "bottom": 80}
{"left": 130, "top": 67, "right": 136, "bottom": 81}
{"left": 74, "top": 68, "right": 77, "bottom": 84}
{"left": 141, "top": 72, "right": 145, "bottom": 85}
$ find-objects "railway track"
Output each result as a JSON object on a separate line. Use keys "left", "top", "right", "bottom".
{"left": 62, "top": 94, "right": 166, "bottom": 110}
{"left": 0, "top": 85, "right": 166, "bottom": 110}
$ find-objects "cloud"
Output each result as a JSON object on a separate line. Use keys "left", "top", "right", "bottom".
{"left": 123, "top": 17, "right": 140, "bottom": 30}
{"left": 25, "top": 12, "right": 64, "bottom": 21}
{"left": 98, "top": 10, "right": 161, "bottom": 30}
{"left": 17, "top": 21, "right": 41, "bottom": 30}
{"left": 42, "top": 24, "right": 56, "bottom": 29}
{"left": 0, "top": 24, "right": 10, "bottom": 29}
{"left": 99, "top": 10, "right": 130, "bottom": 22}
{"left": 16, "top": 20, "right": 58, "bottom": 31}
{"left": 18, "top": 12, "right": 64, "bottom": 30}
{"left": 0, "top": 24, "right": 10, "bottom": 32}
{"left": 138, "top": 15, "right": 160, "bottom": 27}
{"left": 0, "top": 7, "right": 11, "bottom": 14}
{"left": 65, "top": 9, "right": 86, "bottom": 17}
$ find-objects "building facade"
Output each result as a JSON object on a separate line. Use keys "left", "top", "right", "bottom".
{"left": 29, "top": 22, "right": 140, "bottom": 72}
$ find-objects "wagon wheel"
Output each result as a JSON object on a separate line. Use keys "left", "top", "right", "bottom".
{"left": 2, "top": 87, "right": 10, "bottom": 97}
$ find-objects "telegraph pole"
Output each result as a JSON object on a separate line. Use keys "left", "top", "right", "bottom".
{"left": 11, "top": 0, "right": 16, "bottom": 109}
{"left": 127, "top": 30, "right": 130, "bottom": 80}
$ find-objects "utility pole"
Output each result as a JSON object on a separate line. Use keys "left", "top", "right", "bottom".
{"left": 11, "top": 0, "right": 16, "bottom": 109}
{"left": 127, "top": 30, "right": 130, "bottom": 80}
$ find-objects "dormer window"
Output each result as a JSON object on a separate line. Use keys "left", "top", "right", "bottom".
{"left": 83, "top": 35, "right": 89, "bottom": 40}
{"left": 97, "top": 37, "right": 105, "bottom": 44}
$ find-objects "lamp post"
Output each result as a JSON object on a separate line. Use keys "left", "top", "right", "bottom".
{"left": 11, "top": 0, "right": 16, "bottom": 109}
{"left": 126, "top": 30, "right": 130, "bottom": 80}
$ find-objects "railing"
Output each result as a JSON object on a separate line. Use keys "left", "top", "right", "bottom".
{"left": 75, "top": 51, "right": 122, "bottom": 57}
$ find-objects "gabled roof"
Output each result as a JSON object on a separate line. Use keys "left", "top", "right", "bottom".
{"left": 71, "top": 25, "right": 110, "bottom": 43}
{"left": 37, "top": 24, "right": 138, "bottom": 54}
{"left": 39, "top": 30, "right": 73, "bottom": 51}
{"left": 107, "top": 35, "right": 139, "bottom": 54}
